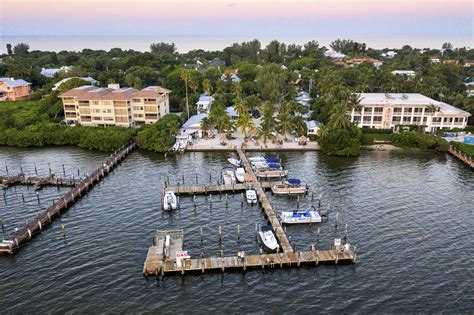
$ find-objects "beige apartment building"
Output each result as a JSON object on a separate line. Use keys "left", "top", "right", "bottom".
{"left": 60, "top": 85, "right": 171, "bottom": 127}
{"left": 349, "top": 93, "right": 471, "bottom": 132}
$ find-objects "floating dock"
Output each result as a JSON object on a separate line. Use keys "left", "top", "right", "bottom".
{"left": 0, "top": 141, "right": 136, "bottom": 254}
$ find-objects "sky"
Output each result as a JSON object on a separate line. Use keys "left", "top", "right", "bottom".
{"left": 0, "top": 0, "right": 472, "bottom": 48}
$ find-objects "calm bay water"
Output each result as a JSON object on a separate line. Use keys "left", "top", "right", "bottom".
{"left": 0, "top": 35, "right": 472, "bottom": 54}
{"left": 0, "top": 146, "right": 472, "bottom": 313}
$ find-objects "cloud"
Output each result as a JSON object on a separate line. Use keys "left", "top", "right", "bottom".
{"left": 226, "top": 2, "right": 237, "bottom": 7}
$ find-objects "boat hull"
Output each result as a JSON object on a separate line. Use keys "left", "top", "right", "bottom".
{"left": 258, "top": 231, "right": 279, "bottom": 252}
{"left": 281, "top": 211, "right": 321, "bottom": 224}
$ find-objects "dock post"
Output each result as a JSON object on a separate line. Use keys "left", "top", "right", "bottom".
{"left": 219, "top": 226, "right": 222, "bottom": 244}
{"left": 237, "top": 225, "right": 240, "bottom": 241}
{"left": 201, "top": 261, "right": 205, "bottom": 273}
{"left": 297, "top": 252, "right": 301, "bottom": 267}
{"left": 200, "top": 226, "right": 203, "bottom": 243}
{"left": 225, "top": 193, "right": 228, "bottom": 207}
{"left": 36, "top": 191, "right": 40, "bottom": 204}
{"left": 20, "top": 164, "right": 23, "bottom": 174}
{"left": 177, "top": 196, "right": 180, "bottom": 209}
{"left": 240, "top": 193, "right": 243, "bottom": 207}
{"left": 297, "top": 195, "right": 300, "bottom": 210}
{"left": 182, "top": 174, "right": 184, "bottom": 185}
{"left": 21, "top": 193, "right": 25, "bottom": 203}
{"left": 48, "top": 163, "right": 51, "bottom": 176}
{"left": 195, "top": 173, "right": 198, "bottom": 184}
{"left": 335, "top": 211, "right": 339, "bottom": 228}
{"left": 352, "top": 246, "right": 357, "bottom": 263}
{"left": 317, "top": 227, "right": 320, "bottom": 242}
{"left": 60, "top": 224, "right": 66, "bottom": 238}
{"left": 193, "top": 195, "right": 196, "bottom": 209}
{"left": 34, "top": 163, "right": 38, "bottom": 175}
{"left": 344, "top": 223, "right": 348, "bottom": 241}
{"left": 62, "top": 164, "right": 66, "bottom": 176}
{"left": 5, "top": 164, "right": 8, "bottom": 175}
{"left": 311, "top": 190, "right": 314, "bottom": 202}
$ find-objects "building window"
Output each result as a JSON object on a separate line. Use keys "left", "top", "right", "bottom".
{"left": 394, "top": 108, "right": 402, "bottom": 113}
{"left": 403, "top": 108, "right": 412, "bottom": 114}
{"left": 363, "top": 116, "right": 371, "bottom": 123}
{"left": 373, "top": 116, "right": 382, "bottom": 122}
{"left": 353, "top": 116, "right": 361, "bottom": 123}
{"left": 374, "top": 107, "right": 383, "bottom": 113}
{"left": 392, "top": 116, "right": 401, "bottom": 122}
{"left": 413, "top": 117, "right": 421, "bottom": 122}
{"left": 403, "top": 116, "right": 411, "bottom": 122}
{"left": 364, "top": 107, "right": 373, "bottom": 113}
{"left": 414, "top": 108, "right": 423, "bottom": 113}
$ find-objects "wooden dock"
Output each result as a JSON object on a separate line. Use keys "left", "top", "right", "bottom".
{"left": 449, "top": 145, "right": 474, "bottom": 168}
{"left": 144, "top": 246, "right": 355, "bottom": 275}
{"left": 165, "top": 182, "right": 273, "bottom": 195}
{"left": 0, "top": 141, "right": 137, "bottom": 254}
{"left": 0, "top": 174, "right": 81, "bottom": 190}
{"left": 236, "top": 148, "right": 293, "bottom": 253}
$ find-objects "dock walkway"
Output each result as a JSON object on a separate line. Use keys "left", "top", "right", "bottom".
{"left": 236, "top": 148, "right": 293, "bottom": 253}
{"left": 0, "top": 174, "right": 81, "bottom": 190}
{"left": 166, "top": 182, "right": 273, "bottom": 195}
{"left": 0, "top": 141, "right": 137, "bottom": 254}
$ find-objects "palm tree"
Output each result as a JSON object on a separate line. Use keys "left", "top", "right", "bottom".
{"left": 257, "top": 127, "right": 275, "bottom": 145}
{"left": 203, "top": 79, "right": 213, "bottom": 96}
{"left": 292, "top": 115, "right": 307, "bottom": 137}
{"left": 277, "top": 111, "right": 293, "bottom": 140}
{"left": 232, "top": 83, "right": 242, "bottom": 98}
{"left": 189, "top": 77, "right": 199, "bottom": 93}
{"left": 329, "top": 104, "right": 351, "bottom": 129}
{"left": 317, "top": 124, "right": 329, "bottom": 140}
{"left": 180, "top": 69, "right": 191, "bottom": 119}
{"left": 425, "top": 104, "right": 440, "bottom": 115}
{"left": 233, "top": 97, "right": 247, "bottom": 117}
{"left": 200, "top": 116, "right": 213, "bottom": 138}
{"left": 236, "top": 113, "right": 255, "bottom": 138}
{"left": 218, "top": 114, "right": 235, "bottom": 139}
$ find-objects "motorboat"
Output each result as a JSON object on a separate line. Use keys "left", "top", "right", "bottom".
{"left": 258, "top": 225, "right": 279, "bottom": 252}
{"left": 162, "top": 191, "right": 178, "bottom": 210}
{"left": 271, "top": 178, "right": 308, "bottom": 195}
{"left": 280, "top": 207, "right": 322, "bottom": 224}
{"left": 228, "top": 158, "right": 241, "bottom": 167}
{"left": 235, "top": 168, "right": 245, "bottom": 183}
{"left": 248, "top": 156, "right": 279, "bottom": 163}
{"left": 255, "top": 163, "right": 288, "bottom": 179}
{"left": 221, "top": 167, "right": 237, "bottom": 185}
{"left": 246, "top": 186, "right": 258, "bottom": 204}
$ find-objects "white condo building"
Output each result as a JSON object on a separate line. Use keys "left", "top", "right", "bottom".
{"left": 349, "top": 93, "right": 471, "bottom": 132}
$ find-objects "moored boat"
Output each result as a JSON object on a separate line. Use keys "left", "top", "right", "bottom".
{"left": 255, "top": 163, "right": 288, "bottom": 179}
{"left": 162, "top": 191, "right": 178, "bottom": 210}
{"left": 221, "top": 167, "right": 237, "bottom": 185}
{"left": 235, "top": 168, "right": 245, "bottom": 183}
{"left": 258, "top": 225, "right": 279, "bottom": 252}
{"left": 228, "top": 158, "right": 241, "bottom": 167}
{"left": 271, "top": 178, "right": 308, "bottom": 195}
{"left": 246, "top": 185, "right": 257, "bottom": 204}
{"left": 280, "top": 207, "right": 322, "bottom": 224}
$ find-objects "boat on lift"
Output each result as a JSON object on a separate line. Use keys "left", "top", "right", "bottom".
{"left": 162, "top": 191, "right": 178, "bottom": 210}
{"left": 246, "top": 185, "right": 258, "bottom": 204}
{"left": 258, "top": 225, "right": 279, "bottom": 252}
{"left": 280, "top": 206, "right": 322, "bottom": 224}
{"left": 228, "top": 158, "right": 241, "bottom": 167}
{"left": 255, "top": 163, "right": 288, "bottom": 179}
{"left": 221, "top": 167, "right": 237, "bottom": 185}
{"left": 271, "top": 178, "right": 308, "bottom": 195}
{"left": 235, "top": 168, "right": 245, "bottom": 183}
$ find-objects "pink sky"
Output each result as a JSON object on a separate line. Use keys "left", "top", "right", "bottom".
{"left": 1, "top": 0, "right": 472, "bottom": 40}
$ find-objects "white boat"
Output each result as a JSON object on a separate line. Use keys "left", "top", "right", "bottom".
{"left": 235, "top": 168, "right": 245, "bottom": 183}
{"left": 248, "top": 156, "right": 265, "bottom": 162}
{"left": 271, "top": 178, "right": 308, "bottom": 195}
{"left": 280, "top": 207, "right": 322, "bottom": 224}
{"left": 228, "top": 158, "right": 241, "bottom": 167}
{"left": 258, "top": 226, "right": 279, "bottom": 252}
{"left": 246, "top": 186, "right": 257, "bottom": 204}
{"left": 221, "top": 168, "right": 237, "bottom": 185}
{"left": 162, "top": 191, "right": 178, "bottom": 210}
{"left": 255, "top": 163, "right": 288, "bottom": 179}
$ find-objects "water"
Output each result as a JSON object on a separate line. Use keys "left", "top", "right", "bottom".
{"left": 0, "top": 35, "right": 472, "bottom": 54}
{"left": 0, "top": 146, "right": 472, "bottom": 313}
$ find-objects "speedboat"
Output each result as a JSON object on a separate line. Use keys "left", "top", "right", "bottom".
{"left": 248, "top": 156, "right": 279, "bottom": 163}
{"left": 280, "top": 207, "right": 322, "bottom": 224}
{"left": 228, "top": 158, "right": 241, "bottom": 167}
{"left": 271, "top": 178, "right": 308, "bottom": 195}
{"left": 235, "top": 168, "right": 245, "bottom": 183}
{"left": 221, "top": 167, "right": 237, "bottom": 185}
{"left": 163, "top": 191, "right": 178, "bottom": 210}
{"left": 255, "top": 163, "right": 288, "bottom": 179}
{"left": 258, "top": 226, "right": 279, "bottom": 252}
{"left": 246, "top": 186, "right": 258, "bottom": 204}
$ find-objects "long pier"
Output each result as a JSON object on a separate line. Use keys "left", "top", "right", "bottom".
{"left": 0, "top": 174, "right": 81, "bottom": 190}
{"left": 165, "top": 182, "right": 273, "bottom": 195}
{"left": 236, "top": 148, "right": 293, "bottom": 253}
{"left": 0, "top": 141, "right": 136, "bottom": 254}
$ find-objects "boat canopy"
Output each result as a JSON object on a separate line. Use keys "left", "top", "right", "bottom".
{"left": 287, "top": 178, "right": 301, "bottom": 185}
{"left": 267, "top": 163, "right": 281, "bottom": 169}
{"left": 265, "top": 157, "right": 279, "bottom": 163}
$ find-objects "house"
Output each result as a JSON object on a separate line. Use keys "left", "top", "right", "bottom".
{"left": 296, "top": 91, "right": 312, "bottom": 107}
{"left": 306, "top": 120, "right": 320, "bottom": 136}
{"left": 347, "top": 93, "right": 471, "bottom": 132}
{"left": 59, "top": 84, "right": 171, "bottom": 127}
{"left": 221, "top": 69, "right": 241, "bottom": 83}
{"left": 210, "top": 58, "right": 225, "bottom": 69}
{"left": 196, "top": 92, "right": 213, "bottom": 113}
{"left": 324, "top": 50, "right": 346, "bottom": 59}
{"left": 0, "top": 77, "right": 31, "bottom": 101}
{"left": 52, "top": 76, "right": 99, "bottom": 91}
{"left": 225, "top": 106, "right": 239, "bottom": 118}
{"left": 391, "top": 70, "right": 416, "bottom": 77}
{"left": 381, "top": 51, "right": 397, "bottom": 59}
{"left": 346, "top": 57, "right": 383, "bottom": 69}
{"left": 41, "top": 66, "right": 73, "bottom": 78}
{"left": 180, "top": 113, "right": 209, "bottom": 138}
{"left": 430, "top": 58, "right": 441, "bottom": 64}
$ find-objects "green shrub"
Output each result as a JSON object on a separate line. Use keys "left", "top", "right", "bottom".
{"left": 361, "top": 128, "right": 393, "bottom": 134}
{"left": 451, "top": 141, "right": 474, "bottom": 159}
{"left": 136, "top": 114, "right": 182, "bottom": 152}
{"left": 391, "top": 131, "right": 448, "bottom": 151}
{"left": 319, "top": 126, "right": 362, "bottom": 156}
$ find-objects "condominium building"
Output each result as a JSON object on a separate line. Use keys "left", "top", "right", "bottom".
{"left": 60, "top": 85, "right": 171, "bottom": 127}
{"left": 349, "top": 93, "right": 471, "bottom": 132}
